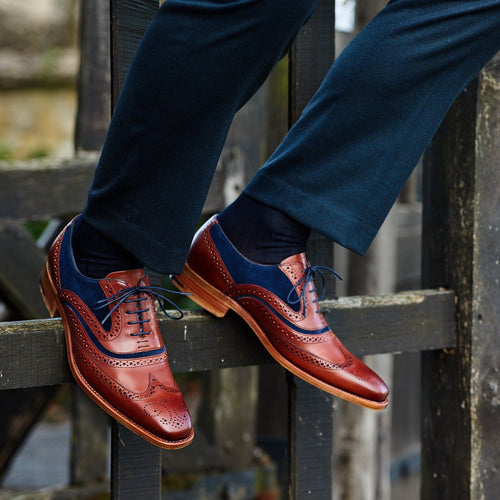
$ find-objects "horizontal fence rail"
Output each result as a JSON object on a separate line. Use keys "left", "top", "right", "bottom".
{"left": 0, "top": 289, "right": 455, "bottom": 390}
{"left": 0, "top": 157, "right": 97, "bottom": 220}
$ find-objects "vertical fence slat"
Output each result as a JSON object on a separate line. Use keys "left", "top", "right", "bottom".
{"left": 421, "top": 53, "right": 500, "bottom": 499}
{"left": 421, "top": 80, "right": 476, "bottom": 500}
{"left": 71, "top": 386, "right": 109, "bottom": 486}
{"left": 111, "top": 422, "right": 162, "bottom": 500}
{"left": 75, "top": 0, "right": 111, "bottom": 153}
{"left": 289, "top": 0, "right": 335, "bottom": 124}
{"left": 288, "top": 1, "right": 336, "bottom": 498}
{"left": 288, "top": 376, "right": 335, "bottom": 499}
{"left": 71, "top": 1, "right": 112, "bottom": 484}
{"left": 110, "top": 0, "right": 158, "bottom": 108}
{"left": 109, "top": 2, "right": 162, "bottom": 498}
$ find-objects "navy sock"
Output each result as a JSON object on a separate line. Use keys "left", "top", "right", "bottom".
{"left": 217, "top": 193, "right": 310, "bottom": 265}
{"left": 71, "top": 217, "right": 142, "bottom": 279}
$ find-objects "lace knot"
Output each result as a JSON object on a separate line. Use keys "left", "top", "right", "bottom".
{"left": 93, "top": 279, "right": 190, "bottom": 334}
{"left": 286, "top": 265, "right": 342, "bottom": 316}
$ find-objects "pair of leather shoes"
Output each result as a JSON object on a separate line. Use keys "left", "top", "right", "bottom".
{"left": 40, "top": 214, "right": 388, "bottom": 450}
{"left": 40, "top": 217, "right": 194, "bottom": 449}
{"left": 173, "top": 216, "right": 389, "bottom": 410}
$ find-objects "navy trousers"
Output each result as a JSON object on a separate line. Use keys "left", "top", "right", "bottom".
{"left": 83, "top": 0, "right": 500, "bottom": 274}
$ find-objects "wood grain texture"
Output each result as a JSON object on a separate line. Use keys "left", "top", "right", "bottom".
{"left": 288, "top": 376, "right": 335, "bottom": 499}
{"left": 70, "top": 386, "right": 109, "bottom": 486}
{"left": 0, "top": 156, "right": 97, "bottom": 220}
{"left": 0, "top": 154, "right": 236, "bottom": 222}
{"left": 421, "top": 79, "right": 477, "bottom": 500}
{"left": 0, "top": 290, "right": 455, "bottom": 390}
{"left": 75, "top": 0, "right": 111, "bottom": 153}
{"left": 104, "top": 4, "right": 161, "bottom": 498}
{"left": 110, "top": 422, "right": 161, "bottom": 500}
{"left": 421, "top": 54, "right": 500, "bottom": 500}
{"left": 289, "top": 0, "right": 335, "bottom": 123}
{"left": 110, "top": 0, "right": 158, "bottom": 106}
{"left": 0, "top": 221, "right": 48, "bottom": 318}
{"left": 287, "top": 5, "right": 336, "bottom": 498}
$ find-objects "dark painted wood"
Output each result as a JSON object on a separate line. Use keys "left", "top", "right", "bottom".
{"left": 74, "top": 0, "right": 111, "bottom": 153}
{"left": 289, "top": 0, "right": 335, "bottom": 123}
{"left": 288, "top": 376, "right": 335, "bottom": 499}
{"left": 195, "top": 366, "right": 259, "bottom": 471}
{"left": 108, "top": 3, "right": 161, "bottom": 498}
{"left": 0, "top": 157, "right": 97, "bottom": 220}
{"left": 0, "top": 221, "right": 48, "bottom": 318}
{"left": 421, "top": 82, "right": 475, "bottom": 500}
{"left": 110, "top": 0, "right": 158, "bottom": 106}
{"left": 421, "top": 54, "right": 500, "bottom": 499}
{"left": 0, "top": 155, "right": 237, "bottom": 221}
{"left": 306, "top": 230, "right": 337, "bottom": 297}
{"left": 70, "top": 2, "right": 113, "bottom": 487}
{"left": 0, "top": 386, "right": 57, "bottom": 476}
{"left": 111, "top": 422, "right": 162, "bottom": 500}
{"left": 0, "top": 290, "right": 455, "bottom": 390}
{"left": 288, "top": 3, "right": 336, "bottom": 497}
{"left": 70, "top": 386, "right": 109, "bottom": 486}
{"left": 470, "top": 57, "right": 500, "bottom": 500}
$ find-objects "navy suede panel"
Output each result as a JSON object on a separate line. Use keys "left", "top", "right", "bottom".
{"left": 58, "top": 224, "right": 110, "bottom": 326}
{"left": 210, "top": 222, "right": 301, "bottom": 312}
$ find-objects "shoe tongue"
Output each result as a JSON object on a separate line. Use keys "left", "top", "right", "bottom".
{"left": 105, "top": 269, "right": 149, "bottom": 287}
{"left": 280, "top": 253, "right": 308, "bottom": 267}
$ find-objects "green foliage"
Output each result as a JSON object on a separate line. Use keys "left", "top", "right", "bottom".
{"left": 27, "top": 146, "right": 50, "bottom": 159}
{"left": 24, "top": 220, "right": 48, "bottom": 240}
{"left": 0, "top": 140, "right": 13, "bottom": 160}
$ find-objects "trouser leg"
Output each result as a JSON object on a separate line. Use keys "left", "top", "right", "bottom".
{"left": 83, "top": 0, "right": 319, "bottom": 273}
{"left": 246, "top": 0, "right": 500, "bottom": 255}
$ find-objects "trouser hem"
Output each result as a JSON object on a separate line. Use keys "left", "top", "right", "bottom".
{"left": 244, "top": 180, "right": 379, "bottom": 256}
{"left": 82, "top": 212, "right": 190, "bottom": 275}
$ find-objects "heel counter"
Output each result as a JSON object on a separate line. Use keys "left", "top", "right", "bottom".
{"left": 186, "top": 217, "right": 234, "bottom": 292}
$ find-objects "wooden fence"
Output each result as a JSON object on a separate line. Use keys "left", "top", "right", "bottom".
{"left": 1, "top": 0, "right": 499, "bottom": 498}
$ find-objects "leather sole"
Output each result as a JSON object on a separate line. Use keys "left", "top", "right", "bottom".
{"left": 39, "top": 261, "right": 194, "bottom": 449}
{"left": 173, "top": 263, "right": 389, "bottom": 410}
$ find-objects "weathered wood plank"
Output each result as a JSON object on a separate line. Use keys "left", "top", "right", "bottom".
{"left": 110, "top": 422, "right": 161, "bottom": 500}
{"left": 289, "top": 0, "right": 335, "bottom": 123}
{"left": 0, "top": 290, "right": 455, "bottom": 390}
{"left": 110, "top": 0, "right": 158, "bottom": 106}
{"left": 287, "top": 4, "right": 336, "bottom": 498}
{"left": 195, "top": 366, "right": 259, "bottom": 471}
{"left": 0, "top": 386, "right": 58, "bottom": 476}
{"left": 0, "top": 155, "right": 236, "bottom": 221}
{"left": 107, "top": 4, "right": 161, "bottom": 499}
{"left": 0, "top": 157, "right": 97, "bottom": 220}
{"left": 288, "top": 376, "right": 335, "bottom": 500}
{"left": 421, "top": 84, "right": 476, "bottom": 499}
{"left": 421, "top": 54, "right": 500, "bottom": 499}
{"left": 71, "top": 2, "right": 113, "bottom": 487}
{"left": 0, "top": 221, "right": 47, "bottom": 318}
{"left": 74, "top": 0, "right": 111, "bottom": 153}
{"left": 70, "top": 386, "right": 109, "bottom": 486}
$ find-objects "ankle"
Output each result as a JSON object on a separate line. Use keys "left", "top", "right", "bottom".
{"left": 72, "top": 217, "right": 142, "bottom": 278}
{"left": 218, "top": 193, "right": 310, "bottom": 265}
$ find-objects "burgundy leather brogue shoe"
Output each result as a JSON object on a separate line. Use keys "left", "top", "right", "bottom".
{"left": 172, "top": 216, "right": 389, "bottom": 410}
{"left": 40, "top": 217, "right": 194, "bottom": 448}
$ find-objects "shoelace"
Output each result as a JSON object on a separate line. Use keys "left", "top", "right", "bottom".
{"left": 287, "top": 265, "right": 342, "bottom": 316}
{"left": 94, "top": 284, "right": 189, "bottom": 335}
